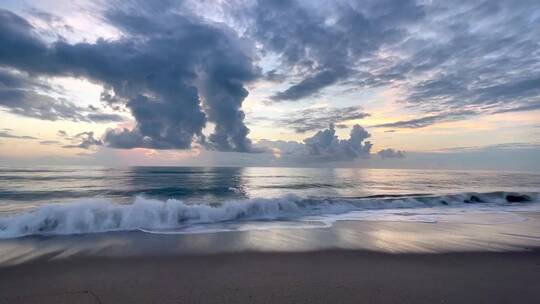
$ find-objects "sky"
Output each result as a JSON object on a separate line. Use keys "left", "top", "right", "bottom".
{"left": 0, "top": 0, "right": 539, "bottom": 171}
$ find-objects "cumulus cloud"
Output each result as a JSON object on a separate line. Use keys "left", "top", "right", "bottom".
{"left": 256, "top": 123, "right": 408, "bottom": 163}
{"left": 304, "top": 124, "right": 372, "bottom": 160}
{"left": 377, "top": 148, "right": 405, "bottom": 159}
{"left": 103, "top": 6, "right": 260, "bottom": 151}
{"left": 0, "top": 6, "right": 259, "bottom": 152}
{"left": 257, "top": 123, "right": 374, "bottom": 162}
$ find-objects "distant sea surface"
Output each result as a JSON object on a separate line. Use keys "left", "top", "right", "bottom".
{"left": 0, "top": 166, "right": 539, "bottom": 238}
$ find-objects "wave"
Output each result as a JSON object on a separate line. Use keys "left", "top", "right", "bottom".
{"left": 0, "top": 192, "right": 538, "bottom": 239}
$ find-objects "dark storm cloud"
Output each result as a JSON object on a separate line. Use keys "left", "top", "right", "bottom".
{"left": 245, "top": 0, "right": 425, "bottom": 101}
{"left": 102, "top": 128, "right": 148, "bottom": 149}
{"left": 280, "top": 106, "right": 370, "bottom": 133}
{"left": 0, "top": 7, "right": 259, "bottom": 151}
{"left": 103, "top": 5, "right": 260, "bottom": 151}
{"left": 374, "top": 111, "right": 475, "bottom": 129}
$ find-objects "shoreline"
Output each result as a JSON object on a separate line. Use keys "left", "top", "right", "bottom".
{"left": 2, "top": 249, "right": 540, "bottom": 303}
{"left": 2, "top": 212, "right": 540, "bottom": 266}
{"left": 2, "top": 213, "right": 540, "bottom": 302}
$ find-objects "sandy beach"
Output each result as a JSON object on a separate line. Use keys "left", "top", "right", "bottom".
{"left": 1, "top": 249, "right": 540, "bottom": 304}
{"left": 2, "top": 214, "right": 540, "bottom": 303}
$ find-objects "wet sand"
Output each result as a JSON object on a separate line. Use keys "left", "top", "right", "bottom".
{"left": 1, "top": 249, "right": 540, "bottom": 304}
{"left": 2, "top": 213, "right": 540, "bottom": 303}
{"left": 2, "top": 212, "right": 540, "bottom": 266}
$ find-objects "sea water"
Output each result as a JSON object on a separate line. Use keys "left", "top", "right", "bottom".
{"left": 0, "top": 166, "right": 539, "bottom": 238}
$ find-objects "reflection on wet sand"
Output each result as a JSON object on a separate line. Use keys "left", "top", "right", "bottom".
{"left": 1, "top": 211, "right": 540, "bottom": 266}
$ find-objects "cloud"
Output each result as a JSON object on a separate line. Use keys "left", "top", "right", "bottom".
{"left": 39, "top": 140, "right": 61, "bottom": 145}
{"left": 2, "top": 0, "right": 538, "bottom": 154}
{"left": 271, "top": 68, "right": 350, "bottom": 101}
{"left": 241, "top": 0, "right": 540, "bottom": 124}
{"left": 375, "top": 1, "right": 540, "bottom": 120}
{"left": 256, "top": 123, "right": 410, "bottom": 163}
{"left": 103, "top": 128, "right": 150, "bottom": 149}
{"left": 86, "top": 113, "right": 124, "bottom": 123}
{"left": 103, "top": 6, "right": 260, "bottom": 151}
{"left": 63, "top": 131, "right": 102, "bottom": 149}
{"left": 0, "top": 129, "right": 38, "bottom": 140}
{"left": 430, "top": 142, "right": 540, "bottom": 153}
{"left": 0, "top": 7, "right": 259, "bottom": 152}
{"left": 263, "top": 70, "right": 286, "bottom": 83}
{"left": 278, "top": 106, "right": 370, "bottom": 133}
{"left": 255, "top": 139, "right": 306, "bottom": 157}
{"left": 374, "top": 110, "right": 475, "bottom": 129}
{"left": 255, "top": 121, "right": 416, "bottom": 163}
{"left": 0, "top": 68, "right": 127, "bottom": 123}
{"left": 377, "top": 148, "right": 405, "bottom": 159}
{"left": 0, "top": 68, "right": 89, "bottom": 121}
{"left": 303, "top": 124, "right": 372, "bottom": 160}
{"left": 244, "top": 0, "right": 425, "bottom": 101}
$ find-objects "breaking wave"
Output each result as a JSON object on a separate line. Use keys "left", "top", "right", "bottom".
{"left": 0, "top": 192, "right": 538, "bottom": 238}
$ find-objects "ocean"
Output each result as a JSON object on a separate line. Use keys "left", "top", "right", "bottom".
{"left": 0, "top": 166, "right": 539, "bottom": 238}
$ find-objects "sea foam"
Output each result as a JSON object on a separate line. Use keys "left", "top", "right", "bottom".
{"left": 0, "top": 192, "right": 538, "bottom": 238}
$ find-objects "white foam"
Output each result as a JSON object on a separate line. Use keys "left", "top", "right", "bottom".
{"left": 0, "top": 195, "right": 310, "bottom": 238}
{"left": 0, "top": 192, "right": 538, "bottom": 238}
